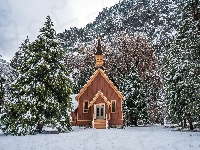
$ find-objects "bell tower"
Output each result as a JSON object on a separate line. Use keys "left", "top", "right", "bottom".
{"left": 94, "top": 36, "right": 104, "bottom": 67}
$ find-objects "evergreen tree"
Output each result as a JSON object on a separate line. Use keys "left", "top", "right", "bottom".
{"left": 72, "top": 69, "right": 94, "bottom": 94}
{"left": 0, "top": 16, "right": 73, "bottom": 135}
{"left": 0, "top": 76, "right": 5, "bottom": 112}
{"left": 0, "top": 56, "right": 18, "bottom": 115}
{"left": 0, "top": 57, "right": 6, "bottom": 112}
{"left": 120, "top": 64, "right": 149, "bottom": 126}
{"left": 165, "top": 0, "right": 200, "bottom": 130}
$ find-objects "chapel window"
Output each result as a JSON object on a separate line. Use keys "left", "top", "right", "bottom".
{"left": 83, "top": 101, "right": 89, "bottom": 113}
{"left": 111, "top": 100, "right": 116, "bottom": 113}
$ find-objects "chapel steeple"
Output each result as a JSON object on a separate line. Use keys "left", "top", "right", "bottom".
{"left": 94, "top": 36, "right": 104, "bottom": 67}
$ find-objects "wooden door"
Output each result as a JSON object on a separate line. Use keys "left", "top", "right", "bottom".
{"left": 96, "top": 105, "right": 104, "bottom": 119}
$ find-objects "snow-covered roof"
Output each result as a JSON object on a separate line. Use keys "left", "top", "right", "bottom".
{"left": 88, "top": 91, "right": 111, "bottom": 107}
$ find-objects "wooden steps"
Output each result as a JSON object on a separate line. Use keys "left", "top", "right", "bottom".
{"left": 94, "top": 119, "right": 106, "bottom": 129}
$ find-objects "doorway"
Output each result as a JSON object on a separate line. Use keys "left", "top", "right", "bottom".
{"left": 96, "top": 105, "right": 104, "bottom": 119}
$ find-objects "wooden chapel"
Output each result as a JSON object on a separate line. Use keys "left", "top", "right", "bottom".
{"left": 71, "top": 36, "right": 124, "bottom": 129}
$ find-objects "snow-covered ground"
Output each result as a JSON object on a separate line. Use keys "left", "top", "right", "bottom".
{"left": 0, "top": 125, "right": 200, "bottom": 150}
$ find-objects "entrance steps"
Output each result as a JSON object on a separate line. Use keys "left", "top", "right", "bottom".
{"left": 94, "top": 119, "right": 106, "bottom": 129}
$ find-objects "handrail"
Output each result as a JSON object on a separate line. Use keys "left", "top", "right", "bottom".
{"left": 106, "top": 114, "right": 108, "bottom": 129}
{"left": 92, "top": 114, "right": 94, "bottom": 128}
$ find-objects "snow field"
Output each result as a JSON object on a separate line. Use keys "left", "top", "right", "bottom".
{"left": 0, "top": 125, "right": 200, "bottom": 150}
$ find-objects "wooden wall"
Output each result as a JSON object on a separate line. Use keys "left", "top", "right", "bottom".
{"left": 76, "top": 73, "right": 123, "bottom": 126}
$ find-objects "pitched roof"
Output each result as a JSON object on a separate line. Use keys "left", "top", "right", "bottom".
{"left": 95, "top": 36, "right": 103, "bottom": 55}
{"left": 75, "top": 68, "right": 124, "bottom": 101}
{"left": 89, "top": 91, "right": 111, "bottom": 107}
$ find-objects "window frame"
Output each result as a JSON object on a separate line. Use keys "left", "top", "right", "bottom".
{"left": 111, "top": 100, "right": 116, "bottom": 113}
{"left": 83, "top": 100, "right": 89, "bottom": 113}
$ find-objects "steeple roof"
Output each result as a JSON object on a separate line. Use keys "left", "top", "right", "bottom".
{"left": 95, "top": 36, "right": 103, "bottom": 55}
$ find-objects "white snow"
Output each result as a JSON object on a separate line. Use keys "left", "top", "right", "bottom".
{"left": 70, "top": 94, "right": 78, "bottom": 110}
{"left": 0, "top": 125, "right": 200, "bottom": 150}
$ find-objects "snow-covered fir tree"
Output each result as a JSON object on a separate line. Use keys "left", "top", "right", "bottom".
{"left": 0, "top": 56, "right": 17, "bottom": 114}
{"left": 164, "top": 0, "right": 200, "bottom": 130}
{"left": 0, "top": 57, "right": 5, "bottom": 111}
{"left": 0, "top": 75, "right": 5, "bottom": 112}
{"left": 0, "top": 16, "right": 73, "bottom": 135}
{"left": 120, "top": 64, "right": 149, "bottom": 126}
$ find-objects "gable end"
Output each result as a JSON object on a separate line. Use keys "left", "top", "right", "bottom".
{"left": 75, "top": 68, "right": 124, "bottom": 101}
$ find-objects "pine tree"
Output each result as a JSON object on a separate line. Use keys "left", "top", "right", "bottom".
{"left": 0, "top": 16, "right": 73, "bottom": 135}
{"left": 0, "top": 56, "right": 18, "bottom": 116}
{"left": 0, "top": 76, "right": 5, "bottom": 112}
{"left": 72, "top": 69, "right": 94, "bottom": 94}
{"left": 165, "top": 0, "right": 200, "bottom": 130}
{"left": 120, "top": 64, "right": 149, "bottom": 126}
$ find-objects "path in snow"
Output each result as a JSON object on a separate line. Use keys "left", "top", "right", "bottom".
{"left": 0, "top": 125, "right": 200, "bottom": 150}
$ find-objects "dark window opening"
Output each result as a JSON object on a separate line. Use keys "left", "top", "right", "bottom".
{"left": 97, "top": 108, "right": 99, "bottom": 116}
{"left": 111, "top": 101, "right": 116, "bottom": 113}
{"left": 101, "top": 108, "right": 103, "bottom": 116}
{"left": 84, "top": 101, "right": 89, "bottom": 113}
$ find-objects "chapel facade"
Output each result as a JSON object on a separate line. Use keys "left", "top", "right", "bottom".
{"left": 71, "top": 36, "right": 124, "bottom": 129}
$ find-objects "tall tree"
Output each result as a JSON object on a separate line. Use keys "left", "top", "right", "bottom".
{"left": 120, "top": 64, "right": 149, "bottom": 126}
{"left": 165, "top": 0, "right": 200, "bottom": 130}
{"left": 0, "top": 75, "right": 5, "bottom": 112}
{"left": 0, "top": 56, "right": 17, "bottom": 114}
{"left": 0, "top": 56, "right": 5, "bottom": 111}
{"left": 1, "top": 16, "right": 73, "bottom": 135}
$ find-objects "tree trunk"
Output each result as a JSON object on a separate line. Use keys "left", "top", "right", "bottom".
{"left": 160, "top": 118, "right": 164, "bottom": 125}
{"left": 36, "top": 123, "right": 43, "bottom": 133}
{"left": 180, "top": 120, "right": 183, "bottom": 128}
{"left": 126, "top": 114, "right": 129, "bottom": 126}
{"left": 184, "top": 119, "right": 187, "bottom": 128}
{"left": 134, "top": 118, "right": 138, "bottom": 126}
{"left": 189, "top": 121, "right": 194, "bottom": 130}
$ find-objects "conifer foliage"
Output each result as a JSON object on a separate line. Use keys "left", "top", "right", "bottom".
{"left": 0, "top": 57, "right": 5, "bottom": 110}
{"left": 165, "top": 0, "right": 200, "bottom": 130}
{"left": 0, "top": 76, "right": 5, "bottom": 111}
{"left": 0, "top": 16, "right": 73, "bottom": 135}
{"left": 0, "top": 56, "right": 17, "bottom": 113}
{"left": 120, "top": 64, "right": 148, "bottom": 126}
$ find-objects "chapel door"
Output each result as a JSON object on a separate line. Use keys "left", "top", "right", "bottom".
{"left": 96, "top": 105, "right": 104, "bottom": 119}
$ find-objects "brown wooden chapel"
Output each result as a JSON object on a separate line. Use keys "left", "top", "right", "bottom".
{"left": 71, "top": 36, "right": 124, "bottom": 129}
